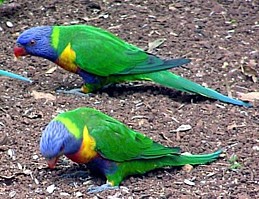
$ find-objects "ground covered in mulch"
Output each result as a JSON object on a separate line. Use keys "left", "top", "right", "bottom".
{"left": 0, "top": 0, "right": 258, "bottom": 198}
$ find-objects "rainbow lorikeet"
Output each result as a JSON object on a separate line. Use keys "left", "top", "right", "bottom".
{"left": 0, "top": 69, "right": 32, "bottom": 82}
{"left": 40, "top": 107, "right": 222, "bottom": 193}
{"left": 14, "top": 25, "right": 250, "bottom": 107}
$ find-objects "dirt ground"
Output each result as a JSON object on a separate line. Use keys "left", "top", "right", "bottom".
{"left": 0, "top": 0, "right": 258, "bottom": 198}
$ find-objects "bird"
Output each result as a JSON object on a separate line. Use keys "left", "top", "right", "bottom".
{"left": 14, "top": 25, "right": 250, "bottom": 107}
{"left": 0, "top": 69, "right": 32, "bottom": 82}
{"left": 40, "top": 107, "right": 222, "bottom": 193}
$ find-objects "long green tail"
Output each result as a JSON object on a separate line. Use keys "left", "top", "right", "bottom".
{"left": 0, "top": 69, "right": 32, "bottom": 82}
{"left": 143, "top": 70, "right": 251, "bottom": 107}
{"left": 108, "top": 149, "right": 222, "bottom": 185}
{"left": 136, "top": 149, "right": 222, "bottom": 169}
{"left": 166, "top": 149, "right": 222, "bottom": 166}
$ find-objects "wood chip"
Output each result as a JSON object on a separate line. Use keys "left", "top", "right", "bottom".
{"left": 31, "top": 90, "right": 56, "bottom": 101}
{"left": 147, "top": 38, "right": 166, "bottom": 53}
{"left": 182, "top": 164, "right": 193, "bottom": 173}
{"left": 184, "top": 179, "right": 195, "bottom": 186}
{"left": 45, "top": 66, "right": 57, "bottom": 74}
{"left": 237, "top": 92, "right": 259, "bottom": 102}
{"left": 172, "top": 124, "right": 192, "bottom": 132}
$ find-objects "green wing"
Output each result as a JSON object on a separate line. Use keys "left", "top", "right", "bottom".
{"left": 69, "top": 26, "right": 189, "bottom": 76}
{"left": 86, "top": 110, "right": 180, "bottom": 162}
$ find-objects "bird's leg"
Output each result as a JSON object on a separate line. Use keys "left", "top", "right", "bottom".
{"left": 87, "top": 182, "right": 119, "bottom": 194}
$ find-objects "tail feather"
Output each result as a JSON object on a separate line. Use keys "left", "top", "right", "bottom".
{"left": 168, "top": 149, "right": 222, "bottom": 166}
{"left": 0, "top": 69, "right": 32, "bottom": 82}
{"left": 145, "top": 71, "right": 251, "bottom": 107}
{"left": 118, "top": 149, "right": 222, "bottom": 180}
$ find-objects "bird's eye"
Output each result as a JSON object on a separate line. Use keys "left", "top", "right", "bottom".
{"left": 29, "top": 39, "right": 36, "bottom": 46}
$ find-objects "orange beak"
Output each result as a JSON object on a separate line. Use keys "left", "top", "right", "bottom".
{"left": 14, "top": 45, "right": 28, "bottom": 58}
{"left": 46, "top": 157, "right": 58, "bottom": 169}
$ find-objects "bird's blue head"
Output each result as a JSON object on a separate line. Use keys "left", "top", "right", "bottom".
{"left": 40, "top": 120, "right": 82, "bottom": 168}
{"left": 14, "top": 26, "right": 58, "bottom": 62}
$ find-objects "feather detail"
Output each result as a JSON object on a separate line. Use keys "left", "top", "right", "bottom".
{"left": 55, "top": 42, "right": 78, "bottom": 73}
{"left": 66, "top": 126, "right": 97, "bottom": 163}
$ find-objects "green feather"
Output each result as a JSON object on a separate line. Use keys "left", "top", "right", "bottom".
{"left": 53, "top": 25, "right": 189, "bottom": 76}
{"left": 144, "top": 71, "right": 251, "bottom": 107}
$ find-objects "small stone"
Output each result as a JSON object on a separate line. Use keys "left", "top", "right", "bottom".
{"left": 101, "top": 13, "right": 109, "bottom": 19}
{"left": 32, "top": 154, "right": 39, "bottom": 160}
{"left": 46, "top": 184, "right": 55, "bottom": 193}
{"left": 34, "top": 178, "right": 39, "bottom": 185}
{"left": 7, "top": 149, "right": 16, "bottom": 160}
{"left": 17, "top": 162, "right": 23, "bottom": 170}
{"left": 60, "top": 192, "right": 70, "bottom": 196}
{"left": 23, "top": 169, "right": 32, "bottom": 175}
{"left": 75, "top": 191, "right": 83, "bottom": 197}
{"left": 252, "top": 146, "right": 259, "bottom": 151}
{"left": 207, "top": 172, "right": 216, "bottom": 177}
{"left": 9, "top": 191, "right": 16, "bottom": 198}
{"left": 70, "top": 20, "right": 79, "bottom": 24}
{"left": 6, "top": 21, "right": 14, "bottom": 28}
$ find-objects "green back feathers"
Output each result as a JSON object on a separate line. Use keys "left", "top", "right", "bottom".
{"left": 50, "top": 25, "right": 190, "bottom": 77}
{"left": 54, "top": 107, "right": 181, "bottom": 162}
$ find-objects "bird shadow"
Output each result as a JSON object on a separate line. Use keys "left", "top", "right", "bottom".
{"left": 97, "top": 83, "right": 216, "bottom": 105}
{"left": 55, "top": 81, "right": 217, "bottom": 104}
{"left": 53, "top": 164, "right": 183, "bottom": 187}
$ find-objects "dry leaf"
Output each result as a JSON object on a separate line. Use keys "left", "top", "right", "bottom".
{"left": 31, "top": 90, "right": 56, "bottom": 101}
{"left": 222, "top": 61, "right": 229, "bottom": 69}
{"left": 172, "top": 124, "right": 192, "bottom": 132}
{"left": 45, "top": 66, "right": 57, "bottom": 74}
{"left": 147, "top": 38, "right": 166, "bottom": 53}
{"left": 237, "top": 92, "right": 259, "bottom": 102}
{"left": 182, "top": 164, "right": 193, "bottom": 173}
{"left": 168, "top": 4, "right": 178, "bottom": 11}
{"left": 227, "top": 123, "right": 246, "bottom": 130}
{"left": 184, "top": 179, "right": 195, "bottom": 186}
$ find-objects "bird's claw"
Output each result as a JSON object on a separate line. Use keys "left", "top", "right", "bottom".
{"left": 87, "top": 183, "right": 119, "bottom": 194}
{"left": 56, "top": 88, "right": 92, "bottom": 97}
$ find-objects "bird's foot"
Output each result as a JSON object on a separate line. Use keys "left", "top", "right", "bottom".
{"left": 56, "top": 88, "right": 92, "bottom": 97}
{"left": 87, "top": 183, "right": 119, "bottom": 194}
